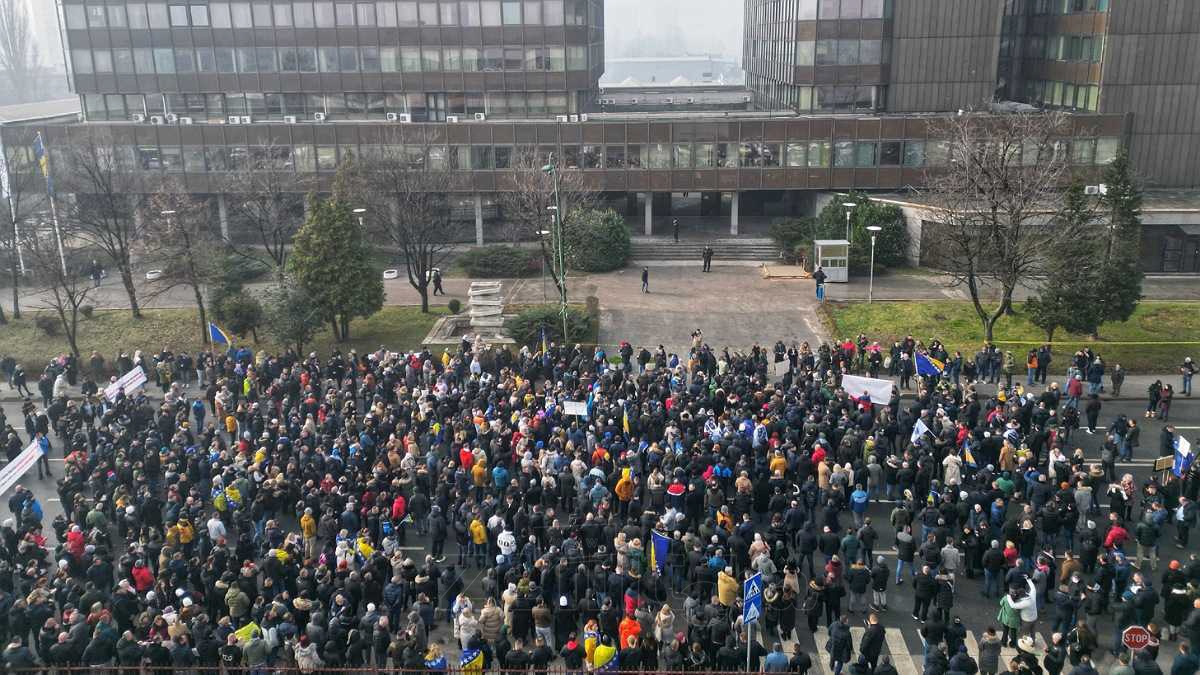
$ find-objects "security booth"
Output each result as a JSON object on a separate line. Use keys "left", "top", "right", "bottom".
{"left": 813, "top": 239, "right": 850, "bottom": 282}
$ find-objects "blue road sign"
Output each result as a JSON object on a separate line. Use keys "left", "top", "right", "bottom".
{"left": 743, "top": 572, "right": 763, "bottom": 625}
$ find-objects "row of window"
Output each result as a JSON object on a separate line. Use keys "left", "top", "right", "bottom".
{"left": 72, "top": 44, "right": 591, "bottom": 76}
{"left": 65, "top": 0, "right": 594, "bottom": 31}
{"left": 747, "top": 0, "right": 890, "bottom": 23}
{"left": 747, "top": 78, "right": 884, "bottom": 113}
{"left": 1027, "top": 33, "right": 1105, "bottom": 63}
{"left": 1024, "top": 80, "right": 1101, "bottom": 112}
{"left": 58, "top": 136, "right": 1121, "bottom": 175}
{"left": 747, "top": 39, "right": 888, "bottom": 67}
{"left": 1029, "top": 0, "right": 1109, "bottom": 14}
{"left": 82, "top": 90, "right": 579, "bottom": 120}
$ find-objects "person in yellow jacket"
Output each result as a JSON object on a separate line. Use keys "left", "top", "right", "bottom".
{"left": 717, "top": 566, "right": 738, "bottom": 607}
{"left": 469, "top": 516, "right": 487, "bottom": 566}
{"left": 300, "top": 507, "right": 318, "bottom": 559}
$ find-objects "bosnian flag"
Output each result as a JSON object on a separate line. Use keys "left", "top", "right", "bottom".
{"left": 1174, "top": 436, "right": 1194, "bottom": 478}
{"left": 911, "top": 418, "right": 931, "bottom": 445}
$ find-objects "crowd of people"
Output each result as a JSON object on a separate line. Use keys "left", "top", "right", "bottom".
{"left": 0, "top": 333, "right": 1197, "bottom": 675}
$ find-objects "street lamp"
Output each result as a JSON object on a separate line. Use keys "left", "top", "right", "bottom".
{"left": 865, "top": 225, "right": 881, "bottom": 303}
{"left": 842, "top": 201, "right": 857, "bottom": 242}
{"left": 542, "top": 157, "right": 569, "bottom": 342}
{"left": 353, "top": 207, "right": 367, "bottom": 228}
{"left": 536, "top": 229, "right": 551, "bottom": 301}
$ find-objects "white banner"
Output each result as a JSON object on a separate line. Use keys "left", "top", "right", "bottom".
{"left": 563, "top": 401, "right": 588, "bottom": 417}
{"left": 105, "top": 366, "right": 148, "bottom": 402}
{"left": 841, "top": 374, "right": 895, "bottom": 404}
{"left": 0, "top": 441, "right": 40, "bottom": 497}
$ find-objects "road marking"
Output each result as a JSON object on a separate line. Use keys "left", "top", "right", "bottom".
{"left": 884, "top": 626, "right": 921, "bottom": 675}
{"left": 47, "top": 498, "right": 60, "bottom": 502}
{"left": 810, "top": 624, "right": 835, "bottom": 675}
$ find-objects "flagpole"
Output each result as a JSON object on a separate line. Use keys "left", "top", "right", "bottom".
{"left": 48, "top": 192, "right": 66, "bottom": 276}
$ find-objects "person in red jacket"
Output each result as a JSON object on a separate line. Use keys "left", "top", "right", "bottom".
{"left": 130, "top": 559, "right": 154, "bottom": 592}
{"left": 1104, "top": 521, "right": 1129, "bottom": 550}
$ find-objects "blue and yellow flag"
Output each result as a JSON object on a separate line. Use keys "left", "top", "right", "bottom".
{"left": 460, "top": 648, "right": 483, "bottom": 674}
{"left": 424, "top": 655, "right": 447, "bottom": 672}
{"left": 31, "top": 132, "right": 53, "bottom": 195}
{"left": 622, "top": 405, "right": 631, "bottom": 434}
{"left": 650, "top": 530, "right": 669, "bottom": 575}
{"left": 209, "top": 322, "right": 232, "bottom": 345}
{"left": 915, "top": 352, "right": 944, "bottom": 377}
{"left": 540, "top": 327, "right": 548, "bottom": 354}
{"left": 593, "top": 643, "right": 618, "bottom": 673}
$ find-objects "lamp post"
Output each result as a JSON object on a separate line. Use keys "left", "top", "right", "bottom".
{"left": 842, "top": 201, "right": 857, "bottom": 242}
{"left": 536, "top": 229, "right": 551, "bottom": 301}
{"left": 352, "top": 207, "right": 366, "bottom": 227}
{"left": 866, "top": 225, "right": 881, "bottom": 303}
{"left": 541, "top": 156, "right": 568, "bottom": 342}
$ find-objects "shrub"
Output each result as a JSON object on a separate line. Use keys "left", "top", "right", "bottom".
{"left": 80, "top": 305, "right": 95, "bottom": 319}
{"left": 34, "top": 315, "right": 59, "bottom": 336}
{"left": 458, "top": 245, "right": 540, "bottom": 278}
{"left": 507, "top": 305, "right": 592, "bottom": 346}
{"left": 217, "top": 291, "right": 265, "bottom": 339}
{"left": 769, "top": 218, "right": 814, "bottom": 264}
{"left": 563, "top": 208, "right": 631, "bottom": 272}
{"left": 447, "top": 298, "right": 462, "bottom": 314}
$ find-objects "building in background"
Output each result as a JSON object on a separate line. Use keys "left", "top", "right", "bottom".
{"left": 601, "top": 56, "right": 743, "bottom": 87}
{"left": 24, "top": 0, "right": 66, "bottom": 71}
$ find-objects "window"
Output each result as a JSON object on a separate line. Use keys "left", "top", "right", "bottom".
{"left": 502, "top": 0, "right": 521, "bottom": 23}
{"left": 169, "top": 4, "right": 189, "bottom": 26}
{"left": 797, "top": 41, "right": 814, "bottom": 66}
{"left": 860, "top": 40, "right": 881, "bottom": 65}
{"left": 173, "top": 48, "right": 193, "bottom": 72}
{"left": 816, "top": 40, "right": 836, "bottom": 66}
{"left": 336, "top": 2, "right": 356, "bottom": 24}
{"left": 648, "top": 143, "right": 670, "bottom": 169}
{"left": 421, "top": 47, "right": 440, "bottom": 71}
{"left": 837, "top": 40, "right": 859, "bottom": 65}
{"left": 606, "top": 145, "right": 625, "bottom": 168}
{"left": 114, "top": 49, "right": 135, "bottom": 74}
{"left": 361, "top": 46, "right": 380, "bottom": 71}
{"left": 231, "top": 3, "right": 253, "bottom": 26}
{"left": 65, "top": 5, "right": 86, "bottom": 29}
{"left": 147, "top": 3, "right": 170, "bottom": 27}
{"left": 459, "top": 1, "right": 480, "bottom": 25}
{"left": 798, "top": 0, "right": 817, "bottom": 19}
{"left": 314, "top": 2, "right": 335, "bottom": 26}
{"left": 567, "top": 46, "right": 586, "bottom": 69}
{"left": 87, "top": 5, "right": 107, "bottom": 28}
{"left": 258, "top": 47, "right": 278, "bottom": 72}
{"left": 1070, "top": 139, "right": 1095, "bottom": 164}
{"left": 72, "top": 49, "right": 93, "bottom": 75}
{"left": 862, "top": 0, "right": 885, "bottom": 17}
{"left": 294, "top": 1, "right": 316, "bottom": 26}
{"left": 544, "top": 0, "right": 563, "bottom": 24}
{"left": 439, "top": 1, "right": 458, "bottom": 23}
{"left": 358, "top": 2, "right": 376, "bottom": 24}
{"left": 819, "top": 0, "right": 839, "bottom": 19}
{"left": 627, "top": 144, "right": 642, "bottom": 168}
{"left": 196, "top": 47, "right": 215, "bottom": 72}
{"left": 672, "top": 143, "right": 692, "bottom": 168}
{"left": 316, "top": 146, "right": 338, "bottom": 171}
{"left": 854, "top": 141, "right": 877, "bottom": 167}
{"left": 191, "top": 5, "right": 210, "bottom": 25}
{"left": 1095, "top": 138, "right": 1119, "bottom": 164}
{"left": 833, "top": 141, "right": 856, "bottom": 167}
{"left": 377, "top": 1, "right": 397, "bottom": 25}
{"left": 107, "top": 5, "right": 127, "bottom": 27}
{"left": 807, "top": 141, "right": 831, "bottom": 167}
{"left": 128, "top": 3, "right": 150, "bottom": 27}
{"left": 215, "top": 47, "right": 236, "bottom": 72}
{"left": 481, "top": 1, "right": 501, "bottom": 24}
{"left": 419, "top": 1, "right": 438, "bottom": 24}
{"left": 879, "top": 141, "right": 902, "bottom": 166}
{"left": 461, "top": 47, "right": 480, "bottom": 71}
{"left": 154, "top": 48, "right": 175, "bottom": 73}
{"left": 400, "top": 46, "right": 421, "bottom": 72}
{"left": 523, "top": 1, "right": 541, "bottom": 24}
{"left": 238, "top": 47, "right": 258, "bottom": 72}
{"left": 785, "top": 143, "right": 806, "bottom": 167}
{"left": 840, "top": 0, "right": 861, "bottom": 19}
{"left": 397, "top": 1, "right": 418, "bottom": 24}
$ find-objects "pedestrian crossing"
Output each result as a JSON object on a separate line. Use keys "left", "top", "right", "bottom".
{"left": 780, "top": 624, "right": 1046, "bottom": 675}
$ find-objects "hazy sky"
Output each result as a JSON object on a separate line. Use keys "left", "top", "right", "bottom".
{"left": 604, "top": 0, "right": 744, "bottom": 61}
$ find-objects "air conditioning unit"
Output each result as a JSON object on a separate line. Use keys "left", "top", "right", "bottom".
{"left": 1084, "top": 185, "right": 1100, "bottom": 196}
{"left": 131, "top": 113, "right": 146, "bottom": 123}
{"left": 385, "top": 112, "right": 399, "bottom": 122}
{"left": 555, "top": 115, "right": 569, "bottom": 123}
{"left": 630, "top": 98, "right": 639, "bottom": 104}
{"left": 474, "top": 112, "right": 487, "bottom": 121}
{"left": 687, "top": 97, "right": 695, "bottom": 104}
{"left": 743, "top": 95, "right": 752, "bottom": 102}
{"left": 446, "top": 115, "right": 460, "bottom": 123}
{"left": 579, "top": 113, "right": 589, "bottom": 122}
{"left": 398, "top": 113, "right": 411, "bottom": 123}
{"left": 283, "top": 115, "right": 298, "bottom": 124}
{"left": 240, "top": 115, "right": 252, "bottom": 124}
{"left": 664, "top": 98, "right": 674, "bottom": 104}
{"left": 149, "top": 115, "right": 165, "bottom": 125}
{"left": 313, "top": 112, "right": 326, "bottom": 122}
{"left": 178, "top": 116, "right": 194, "bottom": 125}
{"left": 165, "top": 112, "right": 179, "bottom": 123}
{"left": 227, "top": 115, "right": 241, "bottom": 124}
{"left": 568, "top": 114, "right": 579, "bottom": 122}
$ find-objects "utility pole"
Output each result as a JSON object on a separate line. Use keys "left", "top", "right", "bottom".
{"left": 542, "top": 156, "right": 568, "bottom": 342}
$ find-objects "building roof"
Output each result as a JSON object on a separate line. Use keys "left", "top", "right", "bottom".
{"left": 0, "top": 98, "right": 80, "bottom": 125}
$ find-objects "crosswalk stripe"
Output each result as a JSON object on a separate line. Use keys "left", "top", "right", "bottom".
{"left": 885, "top": 626, "right": 921, "bottom": 675}
{"left": 810, "top": 625, "right": 835, "bottom": 675}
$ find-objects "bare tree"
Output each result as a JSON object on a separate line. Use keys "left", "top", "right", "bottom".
{"left": 0, "top": 0, "right": 38, "bottom": 103}
{"left": 28, "top": 222, "right": 92, "bottom": 359}
{"left": 922, "top": 110, "right": 1081, "bottom": 342}
{"left": 143, "top": 180, "right": 221, "bottom": 345}
{"left": 355, "top": 146, "right": 468, "bottom": 313}
{"left": 223, "top": 142, "right": 307, "bottom": 274}
{"left": 59, "top": 131, "right": 147, "bottom": 318}
{"left": 496, "top": 151, "right": 597, "bottom": 294}
{"left": 0, "top": 140, "right": 45, "bottom": 321}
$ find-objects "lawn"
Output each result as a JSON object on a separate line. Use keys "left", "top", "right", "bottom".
{"left": 0, "top": 306, "right": 449, "bottom": 373}
{"left": 825, "top": 301, "right": 1200, "bottom": 373}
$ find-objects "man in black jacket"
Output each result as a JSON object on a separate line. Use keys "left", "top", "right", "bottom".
{"left": 859, "top": 613, "right": 886, "bottom": 673}
{"left": 912, "top": 565, "right": 937, "bottom": 622}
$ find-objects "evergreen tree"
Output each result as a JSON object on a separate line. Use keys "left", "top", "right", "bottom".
{"left": 1027, "top": 182, "right": 1105, "bottom": 339}
{"left": 1095, "top": 148, "right": 1143, "bottom": 332}
{"left": 287, "top": 162, "right": 385, "bottom": 341}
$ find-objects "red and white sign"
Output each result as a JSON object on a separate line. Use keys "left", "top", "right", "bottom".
{"left": 1122, "top": 626, "right": 1152, "bottom": 651}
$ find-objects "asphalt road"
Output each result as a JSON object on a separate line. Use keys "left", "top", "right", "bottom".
{"left": 1, "top": 392, "right": 1194, "bottom": 673}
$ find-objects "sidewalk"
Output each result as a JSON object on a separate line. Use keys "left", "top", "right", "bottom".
{"left": 822, "top": 269, "right": 1200, "bottom": 302}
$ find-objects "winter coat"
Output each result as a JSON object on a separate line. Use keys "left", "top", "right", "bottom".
{"left": 293, "top": 643, "right": 323, "bottom": 673}
{"left": 977, "top": 634, "right": 1003, "bottom": 674}
{"left": 827, "top": 622, "right": 853, "bottom": 663}
{"left": 479, "top": 605, "right": 503, "bottom": 642}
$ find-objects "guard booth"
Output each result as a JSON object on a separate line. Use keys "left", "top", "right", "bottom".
{"left": 813, "top": 239, "right": 849, "bottom": 282}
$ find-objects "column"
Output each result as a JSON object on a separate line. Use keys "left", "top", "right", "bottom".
{"left": 730, "top": 191, "right": 740, "bottom": 236}
{"left": 217, "top": 194, "right": 230, "bottom": 241}
{"left": 474, "top": 194, "right": 484, "bottom": 245}
{"left": 643, "top": 192, "right": 653, "bottom": 236}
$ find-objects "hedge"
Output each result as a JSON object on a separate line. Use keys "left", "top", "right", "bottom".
{"left": 458, "top": 245, "right": 541, "bottom": 278}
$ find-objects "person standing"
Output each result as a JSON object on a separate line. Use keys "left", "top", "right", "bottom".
{"left": 702, "top": 245, "right": 713, "bottom": 272}
{"left": 672, "top": 218, "right": 679, "bottom": 243}
{"left": 813, "top": 266, "right": 827, "bottom": 302}
{"left": 640, "top": 267, "right": 649, "bottom": 293}
{"left": 431, "top": 268, "right": 445, "bottom": 296}
{"left": 1181, "top": 358, "right": 1196, "bottom": 396}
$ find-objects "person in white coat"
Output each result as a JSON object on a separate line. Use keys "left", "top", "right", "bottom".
{"left": 1010, "top": 577, "right": 1038, "bottom": 638}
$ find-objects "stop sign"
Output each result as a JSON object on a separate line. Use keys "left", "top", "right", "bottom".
{"left": 1122, "top": 626, "right": 1152, "bottom": 651}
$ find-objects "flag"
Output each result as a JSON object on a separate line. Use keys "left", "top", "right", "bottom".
{"left": 540, "top": 327, "right": 548, "bottom": 354}
{"left": 209, "top": 322, "right": 232, "bottom": 345}
{"left": 915, "top": 352, "right": 944, "bottom": 377}
{"left": 842, "top": 375, "right": 894, "bottom": 405}
{"left": 400, "top": 513, "right": 414, "bottom": 525}
{"left": 31, "top": 132, "right": 53, "bottom": 195}
{"left": 911, "top": 418, "right": 931, "bottom": 445}
{"left": 593, "top": 642, "right": 618, "bottom": 673}
{"left": 460, "top": 648, "right": 484, "bottom": 674}
{"left": 233, "top": 621, "right": 261, "bottom": 643}
{"left": 963, "top": 445, "right": 978, "bottom": 469}
{"left": 1174, "top": 436, "right": 1194, "bottom": 478}
{"left": 650, "top": 530, "right": 669, "bottom": 575}
{"left": 622, "top": 405, "right": 631, "bottom": 434}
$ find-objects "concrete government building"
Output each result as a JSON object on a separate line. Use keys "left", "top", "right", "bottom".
{"left": 3, "top": 0, "right": 1199, "bottom": 270}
